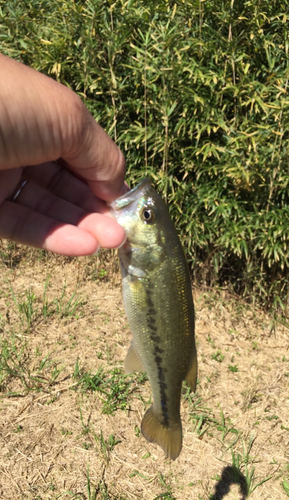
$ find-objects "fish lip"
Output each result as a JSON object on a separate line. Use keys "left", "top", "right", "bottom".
{"left": 109, "top": 178, "right": 152, "bottom": 212}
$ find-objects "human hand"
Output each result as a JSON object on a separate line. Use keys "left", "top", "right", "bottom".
{"left": 0, "top": 54, "right": 127, "bottom": 256}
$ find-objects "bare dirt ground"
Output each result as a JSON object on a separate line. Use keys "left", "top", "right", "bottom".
{"left": 0, "top": 248, "right": 288, "bottom": 499}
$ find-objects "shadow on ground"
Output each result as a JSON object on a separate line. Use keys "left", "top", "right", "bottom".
{"left": 210, "top": 466, "right": 248, "bottom": 500}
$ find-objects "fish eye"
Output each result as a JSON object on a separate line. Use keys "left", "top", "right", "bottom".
{"left": 141, "top": 208, "right": 155, "bottom": 224}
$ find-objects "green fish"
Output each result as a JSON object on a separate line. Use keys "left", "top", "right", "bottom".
{"left": 110, "top": 178, "right": 197, "bottom": 460}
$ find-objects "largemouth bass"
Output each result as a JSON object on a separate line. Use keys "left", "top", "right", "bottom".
{"left": 110, "top": 178, "right": 197, "bottom": 460}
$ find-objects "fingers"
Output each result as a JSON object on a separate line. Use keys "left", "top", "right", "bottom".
{"left": 0, "top": 167, "right": 23, "bottom": 202}
{"left": 0, "top": 200, "right": 98, "bottom": 255}
{"left": 59, "top": 124, "right": 126, "bottom": 202}
{"left": 0, "top": 163, "right": 126, "bottom": 254}
{"left": 14, "top": 178, "right": 94, "bottom": 225}
{"left": 24, "top": 162, "right": 109, "bottom": 214}
{"left": 0, "top": 54, "right": 126, "bottom": 201}
{"left": 0, "top": 197, "right": 125, "bottom": 255}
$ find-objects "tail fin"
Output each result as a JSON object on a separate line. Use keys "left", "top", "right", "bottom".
{"left": 141, "top": 406, "right": 182, "bottom": 460}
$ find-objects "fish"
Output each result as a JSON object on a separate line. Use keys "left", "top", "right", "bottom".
{"left": 109, "top": 178, "right": 197, "bottom": 460}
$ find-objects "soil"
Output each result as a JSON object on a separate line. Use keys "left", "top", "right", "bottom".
{"left": 0, "top": 249, "right": 288, "bottom": 499}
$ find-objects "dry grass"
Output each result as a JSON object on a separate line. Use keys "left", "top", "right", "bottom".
{"left": 0, "top": 244, "right": 288, "bottom": 499}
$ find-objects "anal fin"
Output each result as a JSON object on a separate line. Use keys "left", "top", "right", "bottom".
{"left": 185, "top": 347, "right": 198, "bottom": 392}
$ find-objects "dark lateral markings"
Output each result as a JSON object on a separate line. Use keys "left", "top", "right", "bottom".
{"left": 145, "top": 284, "right": 169, "bottom": 427}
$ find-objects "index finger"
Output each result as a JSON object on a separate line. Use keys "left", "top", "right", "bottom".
{"left": 58, "top": 116, "right": 126, "bottom": 202}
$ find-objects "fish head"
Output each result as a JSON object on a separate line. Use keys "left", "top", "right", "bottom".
{"left": 109, "top": 178, "right": 175, "bottom": 278}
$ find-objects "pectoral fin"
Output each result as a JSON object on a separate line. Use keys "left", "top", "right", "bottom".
{"left": 124, "top": 341, "right": 145, "bottom": 373}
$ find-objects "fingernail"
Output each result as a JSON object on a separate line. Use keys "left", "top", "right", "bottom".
{"left": 115, "top": 235, "right": 127, "bottom": 250}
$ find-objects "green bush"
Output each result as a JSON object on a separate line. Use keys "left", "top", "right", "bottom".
{"left": 1, "top": 0, "right": 288, "bottom": 310}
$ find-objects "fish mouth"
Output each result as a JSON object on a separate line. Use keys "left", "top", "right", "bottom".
{"left": 109, "top": 178, "right": 152, "bottom": 212}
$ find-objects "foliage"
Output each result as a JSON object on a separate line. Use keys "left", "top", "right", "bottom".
{"left": 73, "top": 359, "right": 133, "bottom": 414}
{"left": 1, "top": 0, "right": 289, "bottom": 309}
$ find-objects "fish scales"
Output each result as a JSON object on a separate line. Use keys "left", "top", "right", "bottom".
{"left": 109, "top": 178, "right": 197, "bottom": 460}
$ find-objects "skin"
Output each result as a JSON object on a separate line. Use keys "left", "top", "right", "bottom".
{"left": 0, "top": 54, "right": 127, "bottom": 256}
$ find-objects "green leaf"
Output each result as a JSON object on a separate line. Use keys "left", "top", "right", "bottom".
{"left": 283, "top": 479, "right": 289, "bottom": 496}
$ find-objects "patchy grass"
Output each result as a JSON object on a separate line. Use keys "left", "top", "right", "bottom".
{"left": 0, "top": 243, "right": 288, "bottom": 499}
